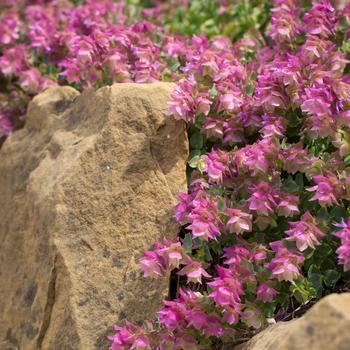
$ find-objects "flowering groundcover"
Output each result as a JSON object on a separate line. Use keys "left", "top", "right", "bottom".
{"left": 1, "top": 1, "right": 350, "bottom": 349}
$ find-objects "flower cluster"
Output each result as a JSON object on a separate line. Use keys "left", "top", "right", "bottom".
{"left": 1, "top": 0, "right": 350, "bottom": 349}
{"left": 334, "top": 218, "right": 350, "bottom": 271}
{"left": 110, "top": 1, "right": 350, "bottom": 348}
{"left": 0, "top": 0, "right": 271, "bottom": 135}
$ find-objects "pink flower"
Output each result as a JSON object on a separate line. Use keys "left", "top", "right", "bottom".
{"left": 139, "top": 250, "right": 164, "bottom": 278}
{"left": 187, "top": 219, "right": 219, "bottom": 241}
{"left": 223, "top": 245, "right": 250, "bottom": 267}
{"left": 307, "top": 173, "right": 341, "bottom": 207}
{"left": 177, "top": 259, "right": 211, "bottom": 284}
{"left": 335, "top": 241, "right": 350, "bottom": 271}
{"left": 109, "top": 321, "right": 151, "bottom": 350}
{"left": 251, "top": 244, "right": 268, "bottom": 263}
{"left": 234, "top": 139, "right": 278, "bottom": 177}
{"left": 174, "top": 192, "right": 195, "bottom": 224}
{"left": 260, "top": 114, "right": 286, "bottom": 138}
{"left": 226, "top": 208, "right": 252, "bottom": 234}
{"left": 202, "top": 149, "right": 229, "bottom": 183}
{"left": 157, "top": 301, "right": 187, "bottom": 331}
{"left": 168, "top": 77, "right": 211, "bottom": 123}
{"left": 241, "top": 304, "right": 265, "bottom": 329}
{"left": 220, "top": 91, "right": 243, "bottom": 112}
{"left": 334, "top": 218, "right": 350, "bottom": 271}
{"left": 277, "top": 194, "right": 299, "bottom": 217}
{"left": 0, "top": 10, "right": 20, "bottom": 45}
{"left": 157, "top": 241, "right": 185, "bottom": 269}
{"left": 303, "top": 0, "right": 337, "bottom": 38}
{"left": 268, "top": 0, "right": 300, "bottom": 44}
{"left": 282, "top": 143, "right": 315, "bottom": 174}
{"left": 187, "top": 310, "right": 224, "bottom": 337}
{"left": 0, "top": 45, "right": 29, "bottom": 77}
{"left": 266, "top": 241, "right": 304, "bottom": 281}
{"left": 256, "top": 283, "right": 279, "bottom": 303}
{"left": 139, "top": 240, "right": 187, "bottom": 277}
{"left": 19, "top": 68, "right": 43, "bottom": 94}
{"left": 285, "top": 212, "right": 325, "bottom": 251}
{"left": 208, "top": 266, "right": 244, "bottom": 317}
{"left": 248, "top": 182, "right": 278, "bottom": 216}
{"left": 0, "top": 110, "right": 13, "bottom": 135}
{"left": 186, "top": 192, "right": 223, "bottom": 241}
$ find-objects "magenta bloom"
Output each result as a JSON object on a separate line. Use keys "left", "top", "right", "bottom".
{"left": 157, "top": 300, "right": 187, "bottom": 331}
{"left": 139, "top": 240, "right": 187, "bottom": 277}
{"left": 226, "top": 208, "right": 252, "bottom": 234}
{"left": 285, "top": 212, "right": 325, "bottom": 251}
{"left": 334, "top": 218, "right": 350, "bottom": 271}
{"left": 248, "top": 182, "right": 278, "bottom": 216}
{"left": 282, "top": 142, "right": 315, "bottom": 174}
{"left": 268, "top": 0, "right": 300, "bottom": 45}
{"left": 187, "top": 310, "right": 224, "bottom": 337}
{"left": 0, "top": 10, "right": 20, "bottom": 45}
{"left": 266, "top": 241, "right": 304, "bottom": 281}
{"left": 307, "top": 173, "right": 341, "bottom": 207}
{"left": 208, "top": 266, "right": 244, "bottom": 322}
{"left": 223, "top": 246, "right": 250, "bottom": 268}
{"left": 303, "top": 0, "right": 337, "bottom": 38}
{"left": 139, "top": 250, "right": 164, "bottom": 278}
{"left": 256, "top": 283, "right": 279, "bottom": 303}
{"left": 219, "top": 91, "right": 243, "bottom": 113}
{"left": 277, "top": 194, "right": 299, "bottom": 218}
{"left": 177, "top": 259, "right": 211, "bottom": 284}
{"left": 234, "top": 139, "right": 278, "bottom": 177}
{"left": 186, "top": 192, "right": 223, "bottom": 241}
{"left": 109, "top": 321, "right": 151, "bottom": 350}
{"left": 168, "top": 77, "right": 211, "bottom": 123}
{"left": 202, "top": 149, "right": 229, "bottom": 183}
{"left": 241, "top": 304, "right": 265, "bottom": 329}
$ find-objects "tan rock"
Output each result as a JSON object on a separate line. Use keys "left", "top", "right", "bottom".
{"left": 236, "top": 293, "right": 350, "bottom": 350}
{"left": 0, "top": 83, "right": 188, "bottom": 350}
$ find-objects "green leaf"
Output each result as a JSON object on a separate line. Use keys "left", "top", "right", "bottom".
{"left": 241, "top": 259, "right": 254, "bottom": 273}
{"left": 188, "top": 155, "right": 201, "bottom": 168}
{"left": 245, "top": 83, "right": 254, "bottom": 96}
{"left": 183, "top": 234, "right": 193, "bottom": 254}
{"left": 283, "top": 177, "right": 299, "bottom": 193}
{"left": 195, "top": 113, "right": 206, "bottom": 125}
{"left": 218, "top": 198, "right": 226, "bottom": 211}
{"left": 307, "top": 264, "right": 321, "bottom": 279}
{"left": 312, "top": 244, "right": 333, "bottom": 265}
{"left": 244, "top": 280, "right": 257, "bottom": 295}
{"left": 189, "top": 149, "right": 202, "bottom": 158}
{"left": 190, "top": 132, "right": 204, "bottom": 149}
{"left": 330, "top": 206, "right": 347, "bottom": 221}
{"left": 259, "top": 302, "right": 276, "bottom": 318}
{"left": 320, "top": 258, "right": 336, "bottom": 271}
{"left": 275, "top": 292, "right": 290, "bottom": 309}
{"left": 209, "top": 240, "right": 223, "bottom": 256}
{"left": 316, "top": 207, "right": 329, "bottom": 220}
{"left": 209, "top": 85, "right": 218, "bottom": 98}
{"left": 344, "top": 154, "right": 350, "bottom": 165}
{"left": 295, "top": 173, "right": 304, "bottom": 188}
{"left": 203, "top": 244, "right": 213, "bottom": 262}
{"left": 308, "top": 273, "right": 323, "bottom": 297}
{"left": 323, "top": 269, "right": 340, "bottom": 287}
{"left": 290, "top": 278, "right": 316, "bottom": 304}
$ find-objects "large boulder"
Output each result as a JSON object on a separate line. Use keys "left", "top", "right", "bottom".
{"left": 236, "top": 293, "right": 350, "bottom": 350}
{"left": 0, "top": 83, "right": 188, "bottom": 350}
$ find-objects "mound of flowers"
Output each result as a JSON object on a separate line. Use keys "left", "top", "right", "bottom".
{"left": 0, "top": 0, "right": 268, "bottom": 135}
{"left": 1, "top": 1, "right": 350, "bottom": 349}
{"left": 110, "top": 1, "right": 350, "bottom": 349}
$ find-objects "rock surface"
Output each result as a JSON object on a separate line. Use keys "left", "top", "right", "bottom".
{"left": 0, "top": 83, "right": 188, "bottom": 350}
{"left": 236, "top": 293, "right": 350, "bottom": 350}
